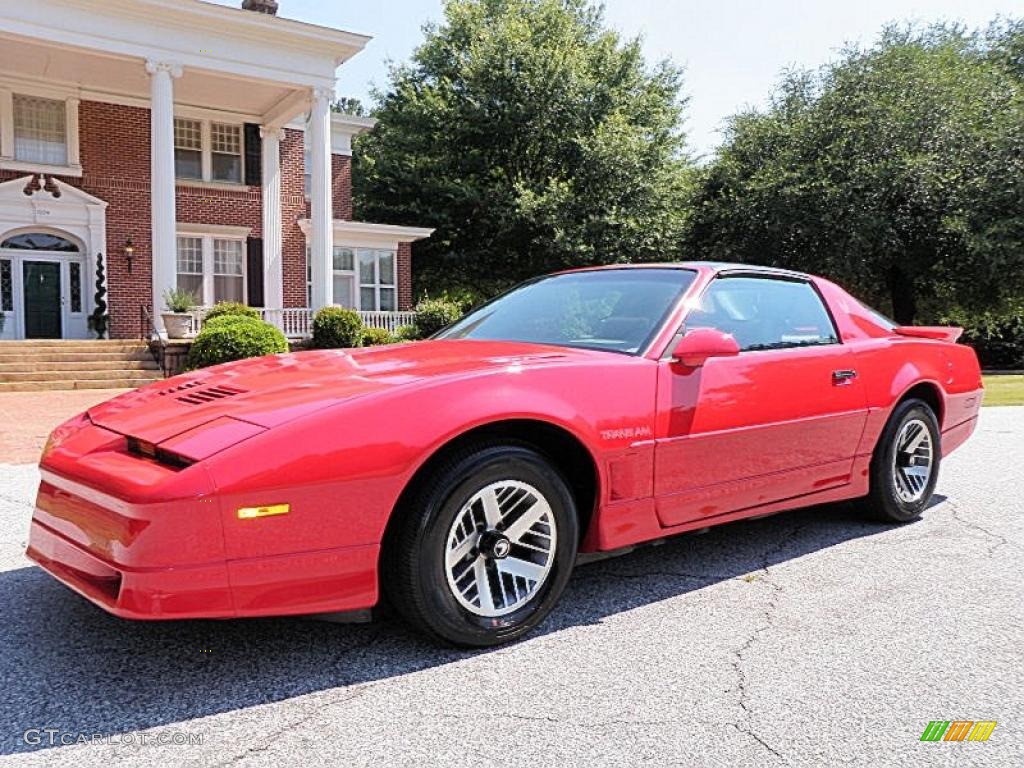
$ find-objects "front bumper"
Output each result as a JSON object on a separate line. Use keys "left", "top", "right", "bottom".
{"left": 27, "top": 518, "right": 233, "bottom": 619}
{"left": 27, "top": 468, "right": 380, "bottom": 620}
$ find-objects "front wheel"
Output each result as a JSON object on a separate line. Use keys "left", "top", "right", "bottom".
{"left": 384, "top": 442, "right": 578, "bottom": 646}
{"left": 864, "top": 398, "right": 941, "bottom": 523}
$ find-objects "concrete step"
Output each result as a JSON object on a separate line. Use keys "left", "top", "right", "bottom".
{"left": 0, "top": 360, "right": 159, "bottom": 373}
{"left": 0, "top": 378, "right": 161, "bottom": 392}
{"left": 0, "top": 351, "right": 155, "bottom": 363}
{"left": 0, "top": 369, "right": 164, "bottom": 383}
{"left": 0, "top": 340, "right": 149, "bottom": 350}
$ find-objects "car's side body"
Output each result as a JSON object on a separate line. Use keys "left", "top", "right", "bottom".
{"left": 27, "top": 263, "right": 983, "bottom": 621}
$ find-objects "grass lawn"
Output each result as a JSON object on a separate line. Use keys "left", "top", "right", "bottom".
{"left": 982, "top": 374, "right": 1024, "bottom": 406}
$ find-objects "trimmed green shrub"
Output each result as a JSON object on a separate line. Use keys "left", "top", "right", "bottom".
{"left": 414, "top": 297, "right": 464, "bottom": 337}
{"left": 361, "top": 326, "right": 396, "bottom": 346}
{"left": 204, "top": 301, "right": 259, "bottom": 323}
{"left": 312, "top": 306, "right": 363, "bottom": 349}
{"left": 395, "top": 324, "right": 421, "bottom": 342}
{"left": 186, "top": 315, "right": 288, "bottom": 369}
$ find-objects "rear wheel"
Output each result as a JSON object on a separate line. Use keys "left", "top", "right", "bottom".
{"left": 864, "top": 399, "right": 941, "bottom": 523}
{"left": 384, "top": 442, "right": 578, "bottom": 646}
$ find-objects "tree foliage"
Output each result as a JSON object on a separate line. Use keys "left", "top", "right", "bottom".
{"left": 354, "top": 0, "right": 692, "bottom": 299}
{"left": 687, "top": 21, "right": 1024, "bottom": 324}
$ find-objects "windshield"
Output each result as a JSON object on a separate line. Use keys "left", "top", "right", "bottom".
{"left": 437, "top": 268, "right": 697, "bottom": 354}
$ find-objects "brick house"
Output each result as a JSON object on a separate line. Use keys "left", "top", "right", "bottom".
{"left": 0, "top": 0, "right": 432, "bottom": 343}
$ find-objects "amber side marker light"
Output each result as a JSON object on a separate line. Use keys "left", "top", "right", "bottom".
{"left": 237, "top": 504, "right": 290, "bottom": 520}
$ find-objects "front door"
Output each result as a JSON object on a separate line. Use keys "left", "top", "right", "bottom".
{"left": 23, "top": 261, "right": 62, "bottom": 339}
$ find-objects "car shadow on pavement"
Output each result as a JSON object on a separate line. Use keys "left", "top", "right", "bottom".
{"left": 0, "top": 497, "right": 937, "bottom": 755}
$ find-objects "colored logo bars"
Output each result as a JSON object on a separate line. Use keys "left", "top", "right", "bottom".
{"left": 920, "top": 721, "right": 997, "bottom": 742}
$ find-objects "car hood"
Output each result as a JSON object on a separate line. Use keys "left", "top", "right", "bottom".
{"left": 87, "top": 339, "right": 593, "bottom": 450}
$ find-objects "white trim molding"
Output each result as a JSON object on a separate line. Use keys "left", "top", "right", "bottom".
{"left": 299, "top": 219, "right": 435, "bottom": 245}
{"left": 0, "top": 1, "right": 368, "bottom": 90}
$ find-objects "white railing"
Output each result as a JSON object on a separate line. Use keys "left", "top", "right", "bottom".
{"left": 186, "top": 307, "right": 416, "bottom": 339}
{"left": 358, "top": 310, "right": 418, "bottom": 334}
{"left": 260, "top": 308, "right": 314, "bottom": 339}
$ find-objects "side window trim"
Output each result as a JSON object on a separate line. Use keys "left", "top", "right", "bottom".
{"left": 677, "top": 273, "right": 841, "bottom": 354}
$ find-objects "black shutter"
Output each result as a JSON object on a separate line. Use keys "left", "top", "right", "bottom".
{"left": 244, "top": 123, "right": 262, "bottom": 186}
{"left": 246, "top": 237, "right": 264, "bottom": 307}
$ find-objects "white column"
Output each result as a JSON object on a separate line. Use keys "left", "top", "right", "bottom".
{"left": 260, "top": 127, "right": 283, "bottom": 309}
{"left": 146, "top": 60, "right": 182, "bottom": 329}
{"left": 308, "top": 86, "right": 334, "bottom": 310}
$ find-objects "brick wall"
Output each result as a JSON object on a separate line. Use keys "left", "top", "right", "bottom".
{"left": 397, "top": 242, "right": 413, "bottom": 310}
{"left": 332, "top": 154, "right": 352, "bottom": 220}
{"left": 280, "top": 128, "right": 308, "bottom": 309}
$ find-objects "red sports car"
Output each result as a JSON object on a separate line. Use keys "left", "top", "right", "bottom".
{"left": 28, "top": 263, "right": 982, "bottom": 646}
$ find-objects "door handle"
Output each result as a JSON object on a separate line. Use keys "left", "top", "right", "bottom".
{"left": 832, "top": 369, "right": 857, "bottom": 385}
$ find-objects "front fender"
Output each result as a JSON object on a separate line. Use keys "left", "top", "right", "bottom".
{"left": 203, "top": 358, "right": 657, "bottom": 559}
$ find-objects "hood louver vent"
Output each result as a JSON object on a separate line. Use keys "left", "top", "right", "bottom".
{"left": 175, "top": 386, "right": 246, "bottom": 405}
{"left": 156, "top": 380, "right": 246, "bottom": 405}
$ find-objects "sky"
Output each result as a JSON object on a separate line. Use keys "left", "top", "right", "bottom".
{"left": 212, "top": 0, "right": 1021, "bottom": 158}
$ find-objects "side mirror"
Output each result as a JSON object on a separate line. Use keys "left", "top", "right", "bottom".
{"left": 671, "top": 328, "right": 740, "bottom": 367}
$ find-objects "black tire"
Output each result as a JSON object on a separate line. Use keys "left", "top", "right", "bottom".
{"left": 383, "top": 441, "right": 579, "bottom": 647}
{"left": 864, "top": 398, "right": 941, "bottom": 523}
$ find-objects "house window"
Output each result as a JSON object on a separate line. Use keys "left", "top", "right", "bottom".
{"left": 304, "top": 246, "right": 358, "bottom": 308}
{"left": 176, "top": 234, "right": 246, "bottom": 305}
{"left": 1, "top": 259, "right": 12, "bottom": 312}
{"left": 175, "top": 236, "right": 204, "bottom": 300}
{"left": 13, "top": 95, "right": 67, "bottom": 166}
{"left": 358, "top": 249, "right": 396, "bottom": 311}
{"left": 173, "top": 117, "right": 244, "bottom": 184}
{"left": 213, "top": 239, "right": 244, "bottom": 302}
{"left": 174, "top": 118, "right": 203, "bottom": 180}
{"left": 69, "top": 262, "right": 82, "bottom": 313}
{"left": 211, "top": 123, "right": 242, "bottom": 183}
{"left": 332, "top": 247, "right": 355, "bottom": 308}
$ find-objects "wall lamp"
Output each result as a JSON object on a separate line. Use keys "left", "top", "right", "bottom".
{"left": 125, "top": 237, "right": 135, "bottom": 274}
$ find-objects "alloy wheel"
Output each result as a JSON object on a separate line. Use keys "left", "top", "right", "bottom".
{"left": 444, "top": 480, "right": 557, "bottom": 618}
{"left": 891, "top": 418, "right": 934, "bottom": 503}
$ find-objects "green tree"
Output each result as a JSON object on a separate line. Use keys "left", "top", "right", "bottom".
{"left": 354, "top": 0, "right": 692, "bottom": 298}
{"left": 332, "top": 97, "right": 367, "bottom": 117}
{"left": 687, "top": 22, "right": 1024, "bottom": 324}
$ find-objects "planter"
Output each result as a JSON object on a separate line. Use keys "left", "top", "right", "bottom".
{"left": 161, "top": 312, "right": 193, "bottom": 339}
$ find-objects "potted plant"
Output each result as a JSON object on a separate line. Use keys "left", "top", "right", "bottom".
{"left": 162, "top": 287, "right": 198, "bottom": 339}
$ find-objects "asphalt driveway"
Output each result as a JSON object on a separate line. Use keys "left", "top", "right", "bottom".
{"left": 0, "top": 408, "right": 1020, "bottom": 767}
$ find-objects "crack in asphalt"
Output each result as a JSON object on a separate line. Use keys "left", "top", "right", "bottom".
{"left": 945, "top": 498, "right": 1017, "bottom": 556}
{"left": 724, "top": 522, "right": 808, "bottom": 765}
{"left": 209, "top": 688, "right": 369, "bottom": 767}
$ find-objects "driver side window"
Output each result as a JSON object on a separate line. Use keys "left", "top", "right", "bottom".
{"left": 685, "top": 276, "right": 839, "bottom": 351}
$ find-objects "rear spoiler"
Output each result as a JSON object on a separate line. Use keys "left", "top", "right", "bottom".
{"left": 894, "top": 326, "right": 963, "bottom": 343}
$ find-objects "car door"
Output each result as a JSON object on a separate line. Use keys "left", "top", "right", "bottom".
{"left": 653, "top": 274, "right": 868, "bottom": 528}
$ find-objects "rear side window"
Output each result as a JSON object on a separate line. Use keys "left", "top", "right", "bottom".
{"left": 685, "top": 276, "right": 839, "bottom": 351}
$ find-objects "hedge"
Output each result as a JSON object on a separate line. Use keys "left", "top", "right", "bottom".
{"left": 203, "top": 301, "right": 259, "bottom": 323}
{"left": 186, "top": 315, "right": 288, "bottom": 369}
{"left": 361, "top": 326, "right": 396, "bottom": 346}
{"left": 414, "top": 297, "right": 464, "bottom": 337}
{"left": 312, "top": 306, "right": 363, "bottom": 348}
